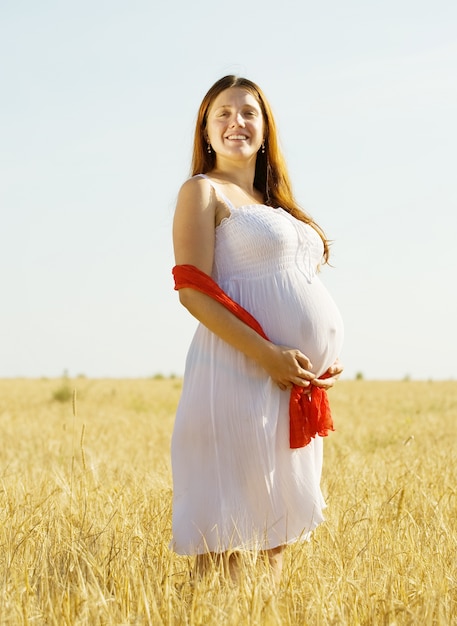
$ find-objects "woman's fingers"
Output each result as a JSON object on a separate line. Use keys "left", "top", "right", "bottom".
{"left": 311, "top": 376, "right": 337, "bottom": 390}
{"left": 274, "top": 354, "right": 344, "bottom": 392}
{"left": 276, "top": 378, "right": 310, "bottom": 391}
{"left": 269, "top": 347, "right": 317, "bottom": 390}
{"left": 291, "top": 350, "right": 315, "bottom": 386}
{"left": 327, "top": 358, "right": 343, "bottom": 377}
{"left": 294, "top": 350, "right": 313, "bottom": 372}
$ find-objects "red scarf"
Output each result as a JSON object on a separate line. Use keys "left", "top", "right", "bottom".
{"left": 172, "top": 264, "right": 334, "bottom": 449}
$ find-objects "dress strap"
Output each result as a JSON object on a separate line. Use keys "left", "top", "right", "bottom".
{"left": 195, "top": 174, "right": 235, "bottom": 210}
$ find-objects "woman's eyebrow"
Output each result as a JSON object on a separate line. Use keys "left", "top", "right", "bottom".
{"left": 214, "top": 103, "right": 257, "bottom": 111}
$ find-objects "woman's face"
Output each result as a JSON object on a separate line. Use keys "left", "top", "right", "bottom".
{"left": 205, "top": 87, "right": 265, "bottom": 163}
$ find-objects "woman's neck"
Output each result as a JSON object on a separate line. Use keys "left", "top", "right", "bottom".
{"left": 210, "top": 162, "right": 257, "bottom": 196}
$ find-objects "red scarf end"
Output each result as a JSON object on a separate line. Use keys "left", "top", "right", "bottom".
{"left": 289, "top": 385, "right": 334, "bottom": 449}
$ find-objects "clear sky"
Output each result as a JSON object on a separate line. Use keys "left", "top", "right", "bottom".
{"left": 1, "top": 0, "right": 456, "bottom": 380}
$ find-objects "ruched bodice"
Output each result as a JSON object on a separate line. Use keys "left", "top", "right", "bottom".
{"left": 214, "top": 205, "right": 322, "bottom": 282}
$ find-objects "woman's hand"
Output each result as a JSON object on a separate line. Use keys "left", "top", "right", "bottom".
{"left": 263, "top": 345, "right": 316, "bottom": 391}
{"left": 311, "top": 358, "right": 344, "bottom": 391}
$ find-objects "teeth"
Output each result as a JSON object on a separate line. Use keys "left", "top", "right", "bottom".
{"left": 227, "top": 135, "right": 247, "bottom": 140}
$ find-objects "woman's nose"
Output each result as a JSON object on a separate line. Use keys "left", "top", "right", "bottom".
{"left": 230, "top": 112, "right": 245, "bottom": 127}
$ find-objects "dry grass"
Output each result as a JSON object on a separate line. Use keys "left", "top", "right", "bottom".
{"left": 0, "top": 378, "right": 456, "bottom": 625}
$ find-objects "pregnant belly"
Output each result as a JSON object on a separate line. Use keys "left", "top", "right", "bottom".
{"left": 257, "top": 279, "right": 344, "bottom": 378}
{"left": 299, "top": 299, "right": 344, "bottom": 377}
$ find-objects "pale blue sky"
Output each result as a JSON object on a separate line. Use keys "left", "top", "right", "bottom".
{"left": 1, "top": 0, "right": 456, "bottom": 379}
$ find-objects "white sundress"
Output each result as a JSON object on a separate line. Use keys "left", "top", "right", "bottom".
{"left": 171, "top": 175, "right": 344, "bottom": 555}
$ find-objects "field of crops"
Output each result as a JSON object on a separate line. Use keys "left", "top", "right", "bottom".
{"left": 1, "top": 377, "right": 456, "bottom": 625}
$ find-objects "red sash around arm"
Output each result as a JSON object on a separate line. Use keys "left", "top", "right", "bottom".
{"left": 172, "top": 263, "right": 334, "bottom": 449}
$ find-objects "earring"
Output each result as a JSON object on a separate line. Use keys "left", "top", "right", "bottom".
{"left": 261, "top": 142, "right": 265, "bottom": 154}
{"left": 207, "top": 142, "right": 212, "bottom": 154}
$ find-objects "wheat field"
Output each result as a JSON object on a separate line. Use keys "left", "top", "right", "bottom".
{"left": 0, "top": 377, "right": 456, "bottom": 625}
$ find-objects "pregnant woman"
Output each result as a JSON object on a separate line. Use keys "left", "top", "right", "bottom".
{"left": 171, "top": 75, "right": 344, "bottom": 586}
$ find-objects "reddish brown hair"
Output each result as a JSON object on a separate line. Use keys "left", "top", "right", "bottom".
{"left": 191, "top": 75, "right": 330, "bottom": 263}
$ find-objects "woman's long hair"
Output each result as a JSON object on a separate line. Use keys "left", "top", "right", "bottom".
{"left": 191, "top": 75, "right": 330, "bottom": 263}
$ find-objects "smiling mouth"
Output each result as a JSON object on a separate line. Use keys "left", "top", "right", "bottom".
{"left": 226, "top": 134, "right": 248, "bottom": 140}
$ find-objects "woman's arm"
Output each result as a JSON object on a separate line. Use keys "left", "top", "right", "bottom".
{"left": 173, "top": 177, "right": 316, "bottom": 390}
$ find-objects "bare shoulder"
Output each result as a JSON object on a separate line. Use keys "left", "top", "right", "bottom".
{"left": 173, "top": 176, "right": 217, "bottom": 271}
{"left": 176, "top": 175, "right": 215, "bottom": 211}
